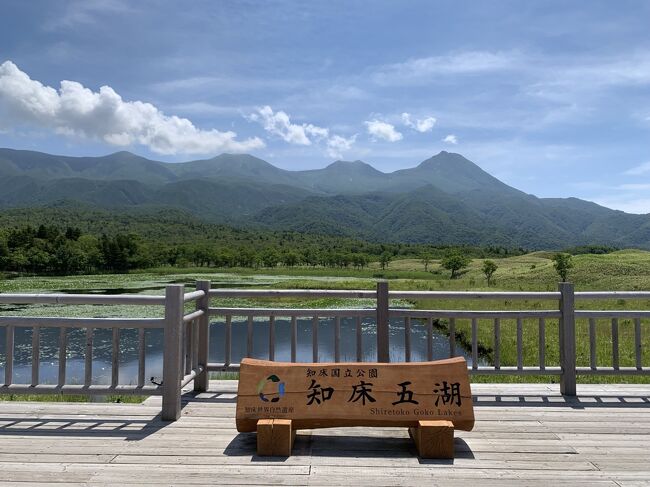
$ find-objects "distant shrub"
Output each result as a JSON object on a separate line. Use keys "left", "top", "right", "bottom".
{"left": 552, "top": 253, "right": 574, "bottom": 282}
{"left": 564, "top": 245, "right": 618, "bottom": 255}
{"left": 441, "top": 250, "right": 471, "bottom": 279}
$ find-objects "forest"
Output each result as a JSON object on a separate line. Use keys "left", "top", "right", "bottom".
{"left": 0, "top": 223, "right": 528, "bottom": 275}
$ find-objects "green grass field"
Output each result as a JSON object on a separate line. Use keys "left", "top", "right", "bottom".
{"left": 0, "top": 394, "right": 143, "bottom": 403}
{"left": 2, "top": 249, "right": 650, "bottom": 388}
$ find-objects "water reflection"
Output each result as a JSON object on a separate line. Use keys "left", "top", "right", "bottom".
{"left": 0, "top": 318, "right": 473, "bottom": 385}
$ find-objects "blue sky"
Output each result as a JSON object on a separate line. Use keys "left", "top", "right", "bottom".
{"left": 1, "top": 0, "right": 650, "bottom": 212}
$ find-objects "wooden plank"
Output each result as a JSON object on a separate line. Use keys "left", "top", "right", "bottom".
{"left": 449, "top": 318, "right": 456, "bottom": 357}
{"left": 190, "top": 319, "right": 199, "bottom": 374}
{"left": 31, "top": 325, "right": 40, "bottom": 386}
{"left": 111, "top": 327, "right": 119, "bottom": 389}
{"left": 84, "top": 327, "right": 93, "bottom": 387}
{"left": 634, "top": 318, "right": 642, "bottom": 369}
{"left": 612, "top": 318, "right": 619, "bottom": 369}
{"left": 0, "top": 293, "right": 165, "bottom": 305}
{"left": 538, "top": 318, "right": 545, "bottom": 370}
{"left": 392, "top": 309, "right": 560, "bottom": 319}
{"left": 575, "top": 291, "right": 650, "bottom": 300}
{"left": 184, "top": 316, "right": 193, "bottom": 375}
{"left": 4, "top": 325, "right": 14, "bottom": 386}
{"left": 426, "top": 317, "right": 433, "bottom": 361}
{"left": 291, "top": 316, "right": 297, "bottom": 363}
{"left": 183, "top": 290, "right": 205, "bottom": 303}
{"left": 576, "top": 310, "right": 650, "bottom": 319}
{"left": 211, "top": 308, "right": 371, "bottom": 317}
{"left": 57, "top": 327, "right": 66, "bottom": 387}
{"left": 224, "top": 315, "right": 232, "bottom": 366}
{"left": 312, "top": 316, "right": 319, "bottom": 362}
{"left": 404, "top": 316, "right": 411, "bottom": 362}
{"left": 334, "top": 317, "right": 341, "bottom": 362}
{"left": 494, "top": 318, "right": 500, "bottom": 369}
{"left": 589, "top": 318, "right": 597, "bottom": 369}
{"left": 246, "top": 315, "right": 253, "bottom": 358}
{"left": 376, "top": 281, "right": 390, "bottom": 362}
{"left": 356, "top": 317, "right": 363, "bottom": 362}
{"left": 0, "top": 317, "right": 164, "bottom": 328}
{"left": 390, "top": 291, "right": 562, "bottom": 300}
{"left": 268, "top": 315, "right": 275, "bottom": 361}
{"left": 516, "top": 317, "right": 523, "bottom": 370}
{"left": 211, "top": 289, "right": 376, "bottom": 299}
{"left": 138, "top": 327, "right": 145, "bottom": 388}
{"left": 471, "top": 318, "right": 478, "bottom": 369}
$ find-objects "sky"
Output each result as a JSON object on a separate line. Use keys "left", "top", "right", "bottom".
{"left": 1, "top": 0, "right": 650, "bottom": 213}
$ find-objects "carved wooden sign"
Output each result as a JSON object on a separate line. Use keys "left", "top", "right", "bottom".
{"left": 236, "top": 356, "right": 474, "bottom": 433}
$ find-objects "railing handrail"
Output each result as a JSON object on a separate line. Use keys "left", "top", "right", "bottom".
{"left": 0, "top": 316, "right": 165, "bottom": 328}
{"left": 210, "top": 307, "right": 374, "bottom": 317}
{"left": 209, "top": 288, "right": 565, "bottom": 300}
{"left": 209, "top": 289, "right": 376, "bottom": 298}
{"left": 183, "top": 290, "right": 206, "bottom": 302}
{"left": 0, "top": 292, "right": 165, "bottom": 305}
{"left": 576, "top": 310, "right": 650, "bottom": 318}
{"left": 389, "top": 291, "right": 562, "bottom": 300}
{"left": 2, "top": 280, "right": 649, "bottom": 422}
{"left": 575, "top": 291, "right": 650, "bottom": 299}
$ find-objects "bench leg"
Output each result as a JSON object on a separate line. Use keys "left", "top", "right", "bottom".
{"left": 257, "top": 419, "right": 295, "bottom": 456}
{"left": 409, "top": 420, "right": 454, "bottom": 459}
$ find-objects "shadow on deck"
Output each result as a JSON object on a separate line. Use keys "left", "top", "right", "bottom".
{"left": 0, "top": 382, "right": 647, "bottom": 485}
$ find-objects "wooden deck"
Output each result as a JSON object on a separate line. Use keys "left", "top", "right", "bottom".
{"left": 0, "top": 382, "right": 648, "bottom": 486}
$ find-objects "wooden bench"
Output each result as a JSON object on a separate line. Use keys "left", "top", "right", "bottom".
{"left": 236, "top": 356, "right": 474, "bottom": 458}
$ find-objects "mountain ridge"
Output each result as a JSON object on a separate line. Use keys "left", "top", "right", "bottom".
{"left": 0, "top": 147, "right": 648, "bottom": 249}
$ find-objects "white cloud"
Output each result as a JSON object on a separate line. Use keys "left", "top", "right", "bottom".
{"left": 326, "top": 134, "right": 357, "bottom": 159}
{"left": 617, "top": 183, "right": 650, "bottom": 191}
{"left": 443, "top": 134, "right": 458, "bottom": 144}
{"left": 373, "top": 51, "right": 518, "bottom": 86}
{"left": 401, "top": 112, "right": 437, "bottom": 132}
{"left": 623, "top": 161, "right": 650, "bottom": 176}
{"left": 364, "top": 120, "right": 402, "bottom": 142}
{"left": 0, "top": 61, "right": 264, "bottom": 155}
{"left": 248, "top": 105, "right": 329, "bottom": 145}
{"left": 45, "top": 0, "right": 133, "bottom": 29}
{"left": 248, "top": 105, "right": 355, "bottom": 158}
{"left": 593, "top": 196, "right": 650, "bottom": 214}
{"left": 168, "top": 102, "right": 243, "bottom": 116}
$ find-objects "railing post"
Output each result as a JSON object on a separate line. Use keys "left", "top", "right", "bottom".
{"left": 162, "top": 284, "right": 184, "bottom": 421}
{"left": 194, "top": 280, "right": 211, "bottom": 392}
{"left": 559, "top": 282, "right": 576, "bottom": 396}
{"left": 376, "top": 281, "right": 390, "bottom": 363}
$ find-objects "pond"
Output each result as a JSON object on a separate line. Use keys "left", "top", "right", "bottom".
{"left": 0, "top": 317, "right": 473, "bottom": 386}
{"left": 0, "top": 272, "right": 476, "bottom": 386}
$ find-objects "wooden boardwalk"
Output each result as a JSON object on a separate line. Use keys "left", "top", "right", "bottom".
{"left": 0, "top": 382, "right": 648, "bottom": 486}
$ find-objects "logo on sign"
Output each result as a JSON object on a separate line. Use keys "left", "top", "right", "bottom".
{"left": 257, "top": 374, "right": 285, "bottom": 403}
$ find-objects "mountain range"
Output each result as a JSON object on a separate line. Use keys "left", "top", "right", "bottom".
{"left": 1, "top": 147, "right": 649, "bottom": 249}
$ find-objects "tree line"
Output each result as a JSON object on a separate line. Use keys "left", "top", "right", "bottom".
{"left": 0, "top": 224, "right": 528, "bottom": 276}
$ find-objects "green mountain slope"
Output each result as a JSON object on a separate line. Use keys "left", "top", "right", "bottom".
{"left": 0, "top": 147, "right": 649, "bottom": 249}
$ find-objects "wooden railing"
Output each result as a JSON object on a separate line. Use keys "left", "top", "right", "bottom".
{"left": 206, "top": 282, "right": 650, "bottom": 397}
{"left": 1, "top": 279, "right": 649, "bottom": 421}
{"left": 0, "top": 284, "right": 206, "bottom": 421}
